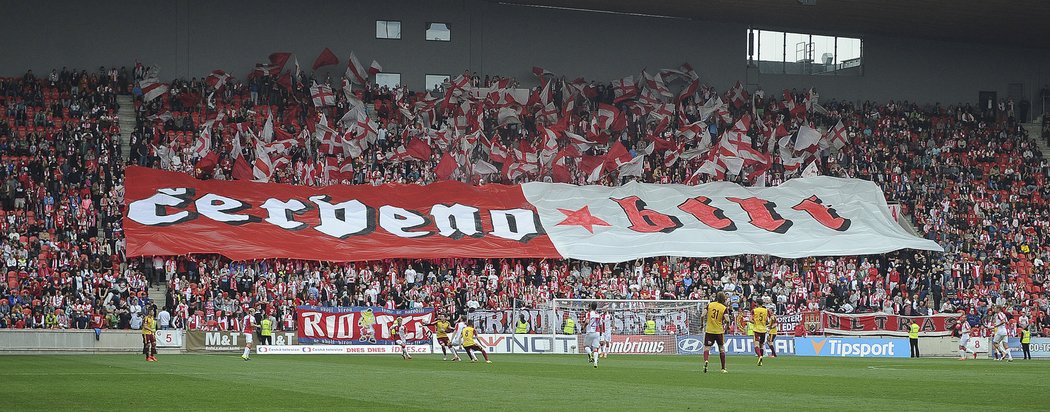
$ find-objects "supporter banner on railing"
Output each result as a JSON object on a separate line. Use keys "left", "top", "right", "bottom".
{"left": 777, "top": 313, "right": 804, "bottom": 334}
{"left": 821, "top": 312, "right": 962, "bottom": 337}
{"left": 467, "top": 308, "right": 694, "bottom": 335}
{"left": 296, "top": 305, "right": 434, "bottom": 345}
{"left": 125, "top": 166, "right": 941, "bottom": 262}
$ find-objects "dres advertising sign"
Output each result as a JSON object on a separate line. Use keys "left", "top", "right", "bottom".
{"left": 676, "top": 335, "right": 795, "bottom": 356}
{"left": 124, "top": 167, "right": 939, "bottom": 263}
{"left": 793, "top": 337, "right": 909, "bottom": 357}
{"left": 576, "top": 335, "right": 676, "bottom": 354}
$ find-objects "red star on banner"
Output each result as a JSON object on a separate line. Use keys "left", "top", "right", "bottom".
{"left": 556, "top": 206, "right": 611, "bottom": 233}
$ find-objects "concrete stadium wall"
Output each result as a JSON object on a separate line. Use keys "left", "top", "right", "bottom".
{"left": 0, "top": 330, "right": 147, "bottom": 353}
{"left": 1, "top": 0, "right": 1047, "bottom": 106}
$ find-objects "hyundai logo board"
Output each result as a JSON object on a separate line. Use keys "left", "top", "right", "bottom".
{"left": 676, "top": 335, "right": 795, "bottom": 356}
{"left": 793, "top": 337, "right": 909, "bottom": 357}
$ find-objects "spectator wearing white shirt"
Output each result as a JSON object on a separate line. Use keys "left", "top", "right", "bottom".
{"left": 130, "top": 312, "right": 143, "bottom": 330}
{"left": 157, "top": 309, "right": 171, "bottom": 330}
{"left": 404, "top": 266, "right": 417, "bottom": 287}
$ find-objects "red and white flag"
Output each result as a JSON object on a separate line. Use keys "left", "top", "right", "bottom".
{"left": 252, "top": 137, "right": 275, "bottom": 182}
{"left": 206, "top": 70, "right": 230, "bottom": 90}
{"left": 728, "top": 81, "right": 749, "bottom": 108}
{"left": 315, "top": 122, "right": 343, "bottom": 156}
{"left": 368, "top": 60, "right": 383, "bottom": 76}
{"left": 698, "top": 96, "right": 724, "bottom": 121}
{"left": 497, "top": 107, "right": 521, "bottom": 126}
{"left": 604, "top": 141, "right": 634, "bottom": 170}
{"left": 578, "top": 155, "right": 605, "bottom": 183}
{"left": 473, "top": 159, "right": 500, "bottom": 175}
{"left": 531, "top": 66, "right": 555, "bottom": 78}
{"left": 310, "top": 82, "right": 336, "bottom": 107}
{"left": 139, "top": 78, "right": 168, "bottom": 102}
{"left": 260, "top": 113, "right": 275, "bottom": 143}
{"left": 537, "top": 126, "right": 560, "bottom": 166}
{"left": 794, "top": 125, "right": 822, "bottom": 151}
{"left": 827, "top": 119, "right": 849, "bottom": 149}
{"left": 298, "top": 160, "right": 318, "bottom": 186}
{"left": 488, "top": 138, "right": 509, "bottom": 164}
{"left": 191, "top": 126, "right": 212, "bottom": 158}
{"left": 618, "top": 154, "right": 646, "bottom": 178}
{"left": 345, "top": 52, "right": 369, "bottom": 84}
{"left": 613, "top": 76, "right": 638, "bottom": 103}
{"left": 664, "top": 144, "right": 683, "bottom": 167}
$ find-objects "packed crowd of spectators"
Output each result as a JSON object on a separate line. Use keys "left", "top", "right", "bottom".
{"left": 0, "top": 67, "right": 140, "bottom": 330}
{"left": 0, "top": 63, "right": 1047, "bottom": 339}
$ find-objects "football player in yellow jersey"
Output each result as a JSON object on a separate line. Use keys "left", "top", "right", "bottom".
{"left": 703, "top": 292, "right": 730, "bottom": 374}
{"left": 751, "top": 297, "right": 769, "bottom": 366}
{"left": 428, "top": 314, "right": 461, "bottom": 361}
{"left": 462, "top": 320, "right": 491, "bottom": 363}
{"left": 764, "top": 297, "right": 779, "bottom": 359}
{"left": 142, "top": 309, "right": 157, "bottom": 362}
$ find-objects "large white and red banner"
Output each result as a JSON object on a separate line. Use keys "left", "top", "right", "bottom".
{"left": 124, "top": 166, "right": 941, "bottom": 262}
{"left": 821, "top": 312, "right": 964, "bottom": 337}
{"left": 296, "top": 306, "right": 434, "bottom": 345}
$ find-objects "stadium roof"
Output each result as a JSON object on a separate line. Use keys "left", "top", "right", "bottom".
{"left": 506, "top": 0, "right": 1050, "bottom": 49}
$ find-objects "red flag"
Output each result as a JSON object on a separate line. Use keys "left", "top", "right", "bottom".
{"left": 269, "top": 52, "right": 291, "bottom": 70}
{"left": 406, "top": 139, "right": 433, "bottom": 160}
{"left": 435, "top": 152, "right": 458, "bottom": 180}
{"left": 604, "top": 141, "right": 633, "bottom": 170}
{"left": 551, "top": 146, "right": 580, "bottom": 183}
{"left": 277, "top": 72, "right": 293, "bottom": 91}
{"left": 578, "top": 155, "right": 605, "bottom": 182}
{"left": 312, "top": 47, "right": 339, "bottom": 70}
{"left": 195, "top": 151, "right": 219, "bottom": 173}
{"left": 232, "top": 155, "right": 253, "bottom": 181}
{"left": 532, "top": 66, "right": 554, "bottom": 77}
{"left": 646, "top": 134, "right": 676, "bottom": 152}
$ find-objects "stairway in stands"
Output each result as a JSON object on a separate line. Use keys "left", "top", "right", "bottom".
{"left": 149, "top": 281, "right": 168, "bottom": 307}
{"left": 1024, "top": 114, "right": 1047, "bottom": 155}
{"left": 115, "top": 94, "right": 168, "bottom": 304}
{"left": 116, "top": 94, "right": 135, "bottom": 161}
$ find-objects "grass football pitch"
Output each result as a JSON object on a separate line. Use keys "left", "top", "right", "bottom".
{"left": 0, "top": 353, "right": 1043, "bottom": 411}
